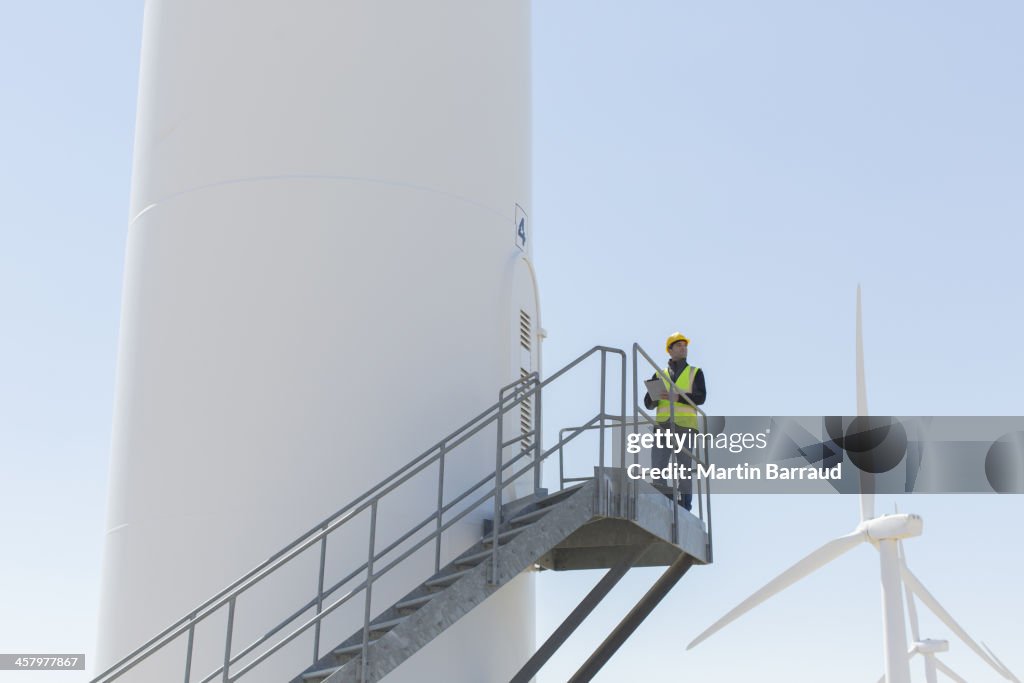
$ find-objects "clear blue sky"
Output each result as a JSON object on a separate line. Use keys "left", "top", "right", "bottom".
{"left": 2, "top": 2, "right": 1023, "bottom": 681}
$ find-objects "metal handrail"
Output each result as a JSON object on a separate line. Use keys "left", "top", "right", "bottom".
{"left": 91, "top": 388, "right": 512, "bottom": 682}
{"left": 222, "top": 444, "right": 546, "bottom": 683}
{"left": 93, "top": 345, "right": 626, "bottom": 683}
{"left": 94, "top": 389, "right": 517, "bottom": 683}
{"left": 632, "top": 343, "right": 713, "bottom": 561}
{"left": 557, "top": 415, "right": 648, "bottom": 489}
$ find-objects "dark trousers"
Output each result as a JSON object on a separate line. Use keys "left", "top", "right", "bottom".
{"left": 650, "top": 424, "right": 695, "bottom": 511}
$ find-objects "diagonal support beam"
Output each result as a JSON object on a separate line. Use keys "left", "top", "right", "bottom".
{"left": 510, "top": 545, "right": 650, "bottom": 683}
{"left": 568, "top": 554, "right": 695, "bottom": 683}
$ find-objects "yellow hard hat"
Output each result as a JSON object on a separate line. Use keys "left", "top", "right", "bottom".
{"left": 665, "top": 332, "right": 690, "bottom": 353}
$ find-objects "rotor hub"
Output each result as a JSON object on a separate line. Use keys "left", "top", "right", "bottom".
{"left": 914, "top": 639, "right": 950, "bottom": 654}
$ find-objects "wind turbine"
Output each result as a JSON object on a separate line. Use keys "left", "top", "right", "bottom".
{"left": 871, "top": 538, "right": 1019, "bottom": 683}
{"left": 686, "top": 286, "right": 1017, "bottom": 682}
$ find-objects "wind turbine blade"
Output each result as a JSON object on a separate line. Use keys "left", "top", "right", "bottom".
{"left": 983, "top": 643, "right": 1022, "bottom": 683}
{"left": 687, "top": 530, "right": 865, "bottom": 649}
{"left": 901, "top": 564, "right": 1010, "bottom": 678}
{"left": 856, "top": 284, "right": 868, "bottom": 417}
{"left": 855, "top": 284, "right": 875, "bottom": 521}
{"left": 933, "top": 658, "right": 968, "bottom": 683}
{"left": 898, "top": 541, "right": 920, "bottom": 641}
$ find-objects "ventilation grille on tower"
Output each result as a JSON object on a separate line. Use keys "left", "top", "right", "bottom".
{"left": 519, "top": 310, "right": 531, "bottom": 350}
{"left": 519, "top": 310, "right": 532, "bottom": 449}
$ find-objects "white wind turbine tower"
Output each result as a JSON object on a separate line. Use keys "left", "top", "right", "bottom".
{"left": 686, "top": 286, "right": 1018, "bottom": 682}
{"left": 872, "top": 538, "right": 1021, "bottom": 683}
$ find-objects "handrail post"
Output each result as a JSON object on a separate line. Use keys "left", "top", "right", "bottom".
{"left": 313, "top": 522, "right": 328, "bottom": 663}
{"left": 664, "top": 352, "right": 679, "bottom": 542}
{"left": 435, "top": 442, "right": 446, "bottom": 574}
{"left": 598, "top": 351, "right": 606, "bottom": 512}
{"left": 695, "top": 438, "right": 704, "bottom": 522}
{"left": 671, "top": 457, "right": 680, "bottom": 544}
{"left": 632, "top": 345, "right": 639, "bottom": 520}
{"left": 533, "top": 376, "right": 542, "bottom": 495}
{"left": 490, "top": 388, "right": 505, "bottom": 585}
{"left": 704, "top": 440, "right": 714, "bottom": 562}
{"left": 222, "top": 598, "right": 235, "bottom": 683}
{"left": 696, "top": 465, "right": 704, "bottom": 521}
{"left": 183, "top": 613, "right": 196, "bottom": 683}
{"left": 620, "top": 350, "right": 628, "bottom": 518}
{"left": 559, "top": 428, "right": 566, "bottom": 491}
{"left": 360, "top": 502, "right": 378, "bottom": 683}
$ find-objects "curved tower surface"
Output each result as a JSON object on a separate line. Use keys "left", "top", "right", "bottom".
{"left": 97, "top": 1, "right": 537, "bottom": 681}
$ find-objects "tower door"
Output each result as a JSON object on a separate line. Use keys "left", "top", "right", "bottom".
{"left": 508, "top": 256, "right": 541, "bottom": 498}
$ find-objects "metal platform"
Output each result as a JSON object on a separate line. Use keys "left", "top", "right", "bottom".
{"left": 300, "top": 472, "right": 709, "bottom": 683}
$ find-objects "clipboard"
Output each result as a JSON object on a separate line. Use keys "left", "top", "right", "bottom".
{"left": 644, "top": 378, "right": 671, "bottom": 399}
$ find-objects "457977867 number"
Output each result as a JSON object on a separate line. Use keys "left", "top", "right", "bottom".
{"left": 18, "top": 656, "right": 77, "bottom": 668}
{"left": 2, "top": 655, "right": 84, "bottom": 670}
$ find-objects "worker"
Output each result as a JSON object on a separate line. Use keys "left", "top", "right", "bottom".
{"left": 643, "top": 332, "right": 707, "bottom": 511}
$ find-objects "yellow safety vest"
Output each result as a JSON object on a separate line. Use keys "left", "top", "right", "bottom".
{"left": 655, "top": 365, "right": 700, "bottom": 429}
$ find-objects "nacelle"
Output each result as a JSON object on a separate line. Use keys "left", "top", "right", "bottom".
{"left": 863, "top": 513, "right": 924, "bottom": 541}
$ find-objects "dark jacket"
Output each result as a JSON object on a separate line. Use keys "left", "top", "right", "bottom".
{"left": 643, "top": 359, "right": 706, "bottom": 411}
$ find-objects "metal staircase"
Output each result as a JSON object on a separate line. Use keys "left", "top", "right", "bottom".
{"left": 93, "top": 344, "right": 714, "bottom": 683}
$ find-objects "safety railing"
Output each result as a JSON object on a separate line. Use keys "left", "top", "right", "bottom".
{"left": 632, "top": 343, "right": 713, "bottom": 561}
{"left": 92, "top": 345, "right": 626, "bottom": 683}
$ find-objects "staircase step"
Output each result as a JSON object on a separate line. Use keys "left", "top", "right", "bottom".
{"left": 492, "top": 487, "right": 576, "bottom": 528}
{"left": 333, "top": 640, "right": 378, "bottom": 657}
{"left": 453, "top": 547, "right": 499, "bottom": 567}
{"left": 302, "top": 665, "right": 340, "bottom": 681}
{"left": 369, "top": 615, "right": 406, "bottom": 633}
{"left": 395, "top": 594, "right": 435, "bottom": 612}
{"left": 534, "top": 483, "right": 585, "bottom": 508}
{"left": 480, "top": 524, "right": 532, "bottom": 546}
{"left": 424, "top": 566, "right": 474, "bottom": 588}
{"left": 509, "top": 506, "right": 552, "bottom": 526}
